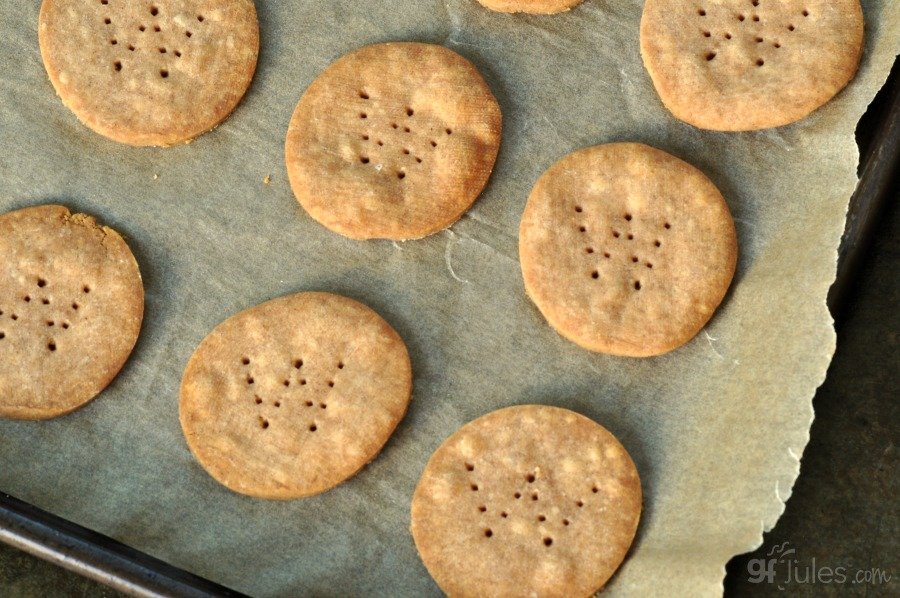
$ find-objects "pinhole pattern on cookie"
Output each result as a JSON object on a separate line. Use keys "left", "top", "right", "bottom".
{"left": 355, "top": 89, "right": 456, "bottom": 182}
{"left": 576, "top": 206, "right": 672, "bottom": 293}
{"left": 0, "top": 275, "right": 92, "bottom": 354}
{"left": 179, "top": 292, "right": 412, "bottom": 499}
{"left": 98, "top": 1, "right": 206, "bottom": 78}
{"left": 519, "top": 143, "right": 738, "bottom": 356}
{"left": 285, "top": 43, "right": 502, "bottom": 241}
{"left": 0, "top": 205, "right": 145, "bottom": 420}
{"left": 411, "top": 406, "right": 643, "bottom": 597}
{"left": 695, "top": 2, "right": 817, "bottom": 67}
{"left": 461, "top": 460, "right": 618, "bottom": 550}
{"left": 239, "top": 354, "right": 345, "bottom": 432}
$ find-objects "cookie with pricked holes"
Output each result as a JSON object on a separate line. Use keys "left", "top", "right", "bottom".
{"left": 179, "top": 292, "right": 412, "bottom": 499}
{"left": 0, "top": 204, "right": 144, "bottom": 420}
{"left": 285, "top": 42, "right": 502, "bottom": 240}
{"left": 640, "top": 0, "right": 864, "bottom": 130}
{"left": 38, "top": 0, "right": 259, "bottom": 146}
{"left": 411, "top": 405, "right": 642, "bottom": 597}
{"left": 519, "top": 143, "right": 737, "bottom": 357}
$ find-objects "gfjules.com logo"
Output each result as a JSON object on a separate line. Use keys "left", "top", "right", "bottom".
{"left": 747, "top": 541, "right": 893, "bottom": 590}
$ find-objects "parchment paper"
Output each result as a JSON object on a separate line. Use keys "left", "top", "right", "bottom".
{"left": 1, "top": 1, "right": 898, "bottom": 595}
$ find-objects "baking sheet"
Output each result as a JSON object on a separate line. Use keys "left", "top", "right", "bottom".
{"left": 1, "top": 1, "right": 898, "bottom": 595}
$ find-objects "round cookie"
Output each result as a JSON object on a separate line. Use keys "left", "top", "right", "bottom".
{"left": 39, "top": 0, "right": 259, "bottom": 146}
{"left": 519, "top": 143, "right": 737, "bottom": 357}
{"left": 475, "top": 0, "right": 585, "bottom": 14}
{"left": 285, "top": 43, "right": 502, "bottom": 240}
{"left": 640, "top": 0, "right": 864, "bottom": 131}
{"left": 180, "top": 292, "right": 412, "bottom": 499}
{"left": 411, "top": 405, "right": 641, "bottom": 597}
{"left": 0, "top": 205, "right": 144, "bottom": 420}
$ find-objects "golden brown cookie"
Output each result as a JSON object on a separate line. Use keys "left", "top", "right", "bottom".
{"left": 39, "top": 0, "right": 259, "bottom": 146}
{"left": 180, "top": 292, "right": 412, "bottom": 499}
{"left": 640, "top": 0, "right": 864, "bottom": 131}
{"left": 475, "top": 0, "right": 585, "bottom": 14}
{"left": 519, "top": 143, "right": 737, "bottom": 357}
{"left": 0, "top": 205, "right": 144, "bottom": 420}
{"left": 411, "top": 405, "right": 641, "bottom": 597}
{"left": 285, "top": 42, "right": 502, "bottom": 240}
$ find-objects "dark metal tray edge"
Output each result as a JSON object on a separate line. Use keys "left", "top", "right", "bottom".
{"left": 0, "top": 493, "right": 245, "bottom": 597}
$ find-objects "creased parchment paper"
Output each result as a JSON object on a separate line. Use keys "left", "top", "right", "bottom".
{"left": 1, "top": 1, "right": 898, "bottom": 595}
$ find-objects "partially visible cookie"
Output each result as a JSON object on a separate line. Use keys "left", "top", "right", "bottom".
{"left": 640, "top": 0, "right": 864, "bottom": 130}
{"left": 519, "top": 143, "right": 737, "bottom": 357}
{"left": 475, "top": 0, "right": 585, "bottom": 14}
{"left": 0, "top": 205, "right": 144, "bottom": 420}
{"left": 411, "top": 405, "right": 641, "bottom": 597}
{"left": 285, "top": 42, "right": 502, "bottom": 240}
{"left": 39, "top": 0, "right": 259, "bottom": 146}
{"left": 180, "top": 292, "right": 413, "bottom": 499}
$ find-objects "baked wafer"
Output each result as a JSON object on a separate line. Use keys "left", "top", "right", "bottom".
{"left": 285, "top": 42, "right": 502, "bottom": 240}
{"left": 640, "top": 0, "right": 864, "bottom": 130}
{"left": 476, "top": 0, "right": 585, "bottom": 14}
{"left": 39, "top": 0, "right": 259, "bottom": 146}
{"left": 180, "top": 292, "right": 413, "bottom": 499}
{"left": 411, "top": 405, "right": 641, "bottom": 597}
{"left": 519, "top": 143, "right": 737, "bottom": 356}
{"left": 0, "top": 204, "right": 144, "bottom": 420}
